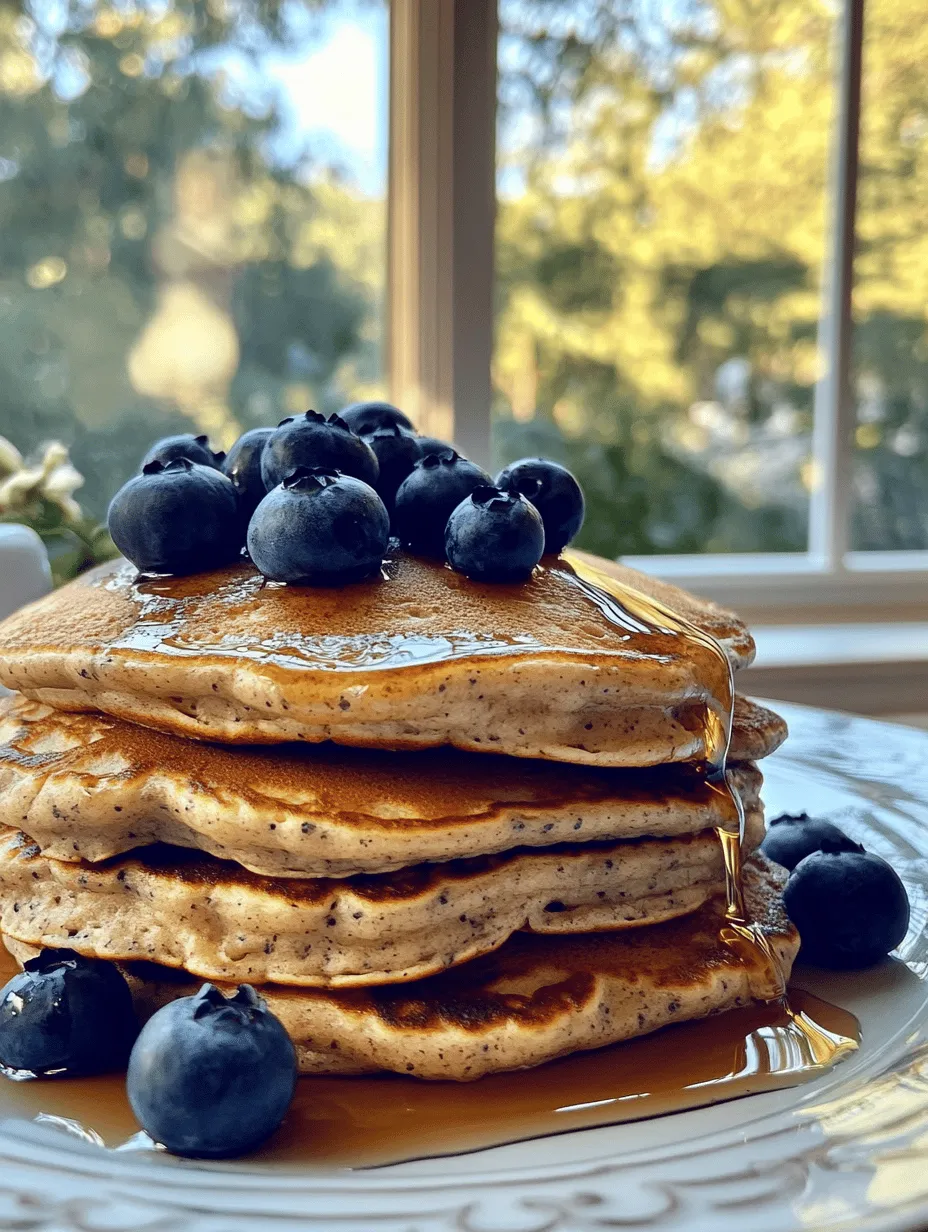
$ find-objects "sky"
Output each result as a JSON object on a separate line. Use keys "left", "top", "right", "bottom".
{"left": 264, "top": 13, "right": 388, "bottom": 195}
{"left": 225, "top": 0, "right": 390, "bottom": 197}
{"left": 212, "top": 0, "right": 708, "bottom": 201}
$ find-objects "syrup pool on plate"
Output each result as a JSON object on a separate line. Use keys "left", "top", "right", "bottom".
{"left": 0, "top": 944, "right": 858, "bottom": 1169}
{"left": 0, "top": 556, "right": 859, "bottom": 1165}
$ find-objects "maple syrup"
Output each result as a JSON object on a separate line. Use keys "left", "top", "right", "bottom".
{"left": 0, "top": 932, "right": 857, "bottom": 1167}
{"left": 99, "top": 551, "right": 730, "bottom": 689}
{"left": 0, "top": 552, "right": 860, "bottom": 1165}
{"left": 563, "top": 555, "right": 828, "bottom": 1004}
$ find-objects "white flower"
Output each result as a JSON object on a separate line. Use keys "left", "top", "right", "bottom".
{"left": 0, "top": 464, "right": 46, "bottom": 510}
{"left": 0, "top": 439, "right": 86, "bottom": 523}
{"left": 54, "top": 495, "right": 84, "bottom": 523}
{"left": 37, "top": 441, "right": 70, "bottom": 479}
{"left": 41, "top": 459, "right": 84, "bottom": 500}
{"left": 0, "top": 435, "right": 22, "bottom": 477}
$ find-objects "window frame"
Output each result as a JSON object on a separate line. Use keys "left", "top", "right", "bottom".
{"left": 387, "top": 0, "right": 928, "bottom": 615}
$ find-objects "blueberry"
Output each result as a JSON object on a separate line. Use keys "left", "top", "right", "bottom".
{"left": 446, "top": 485, "right": 545, "bottom": 582}
{"left": 261, "top": 410, "right": 379, "bottom": 491}
{"left": 760, "top": 812, "right": 863, "bottom": 871}
{"left": 495, "top": 458, "right": 585, "bottom": 554}
{"left": 247, "top": 467, "right": 390, "bottom": 584}
{"left": 0, "top": 948, "right": 137, "bottom": 1077}
{"left": 393, "top": 450, "right": 491, "bottom": 556}
{"left": 127, "top": 983, "right": 296, "bottom": 1158}
{"left": 108, "top": 458, "right": 243, "bottom": 575}
{"left": 417, "top": 435, "right": 456, "bottom": 459}
{"left": 141, "top": 433, "right": 224, "bottom": 471}
{"left": 364, "top": 425, "right": 422, "bottom": 510}
{"left": 784, "top": 850, "right": 910, "bottom": 969}
{"left": 339, "top": 401, "right": 413, "bottom": 436}
{"left": 222, "top": 427, "right": 274, "bottom": 516}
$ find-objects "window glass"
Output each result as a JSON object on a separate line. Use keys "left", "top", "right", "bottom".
{"left": 851, "top": 0, "right": 928, "bottom": 550}
{"left": 0, "top": 0, "right": 388, "bottom": 533}
{"left": 493, "top": 0, "right": 837, "bottom": 557}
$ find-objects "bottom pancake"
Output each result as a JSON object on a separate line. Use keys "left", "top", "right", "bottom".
{"left": 0, "top": 811, "right": 763, "bottom": 987}
{"left": 5, "top": 854, "right": 798, "bottom": 1080}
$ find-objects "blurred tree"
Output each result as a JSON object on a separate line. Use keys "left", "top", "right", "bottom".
{"left": 494, "top": 0, "right": 928, "bottom": 555}
{"left": 6, "top": 0, "right": 924, "bottom": 564}
{"left": 849, "top": 0, "right": 928, "bottom": 550}
{"left": 0, "top": 0, "right": 385, "bottom": 539}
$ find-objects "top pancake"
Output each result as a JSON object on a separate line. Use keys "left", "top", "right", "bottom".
{"left": 0, "top": 548, "right": 756, "bottom": 767}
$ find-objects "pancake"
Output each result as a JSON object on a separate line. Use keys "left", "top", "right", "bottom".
{"left": 3, "top": 854, "right": 797, "bottom": 1079}
{"left": 0, "top": 696, "right": 777, "bottom": 877}
{"left": 0, "top": 814, "right": 764, "bottom": 987}
{"left": 0, "top": 550, "right": 754, "bottom": 766}
{"left": 730, "top": 694, "right": 788, "bottom": 762}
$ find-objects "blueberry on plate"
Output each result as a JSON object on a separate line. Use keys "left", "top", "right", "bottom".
{"left": 261, "top": 411, "right": 379, "bottom": 491}
{"left": 760, "top": 812, "right": 863, "bottom": 871}
{"left": 393, "top": 450, "right": 491, "bottom": 556}
{"left": 364, "top": 424, "right": 422, "bottom": 510}
{"left": 247, "top": 467, "right": 390, "bottom": 584}
{"left": 0, "top": 948, "right": 137, "bottom": 1077}
{"left": 127, "top": 983, "right": 296, "bottom": 1158}
{"left": 339, "top": 400, "right": 413, "bottom": 436}
{"left": 108, "top": 458, "right": 244, "bottom": 575}
{"left": 495, "top": 458, "right": 585, "bottom": 554}
{"left": 141, "top": 433, "right": 224, "bottom": 471}
{"left": 222, "top": 427, "right": 274, "bottom": 516}
{"left": 784, "top": 849, "right": 910, "bottom": 969}
{"left": 445, "top": 485, "right": 545, "bottom": 582}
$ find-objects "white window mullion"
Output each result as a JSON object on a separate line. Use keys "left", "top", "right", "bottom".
{"left": 808, "top": 0, "right": 865, "bottom": 569}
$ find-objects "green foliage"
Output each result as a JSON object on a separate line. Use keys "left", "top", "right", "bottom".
{"left": 3, "top": 0, "right": 925, "bottom": 568}
{"left": 0, "top": 0, "right": 385, "bottom": 557}
{"left": 495, "top": 0, "right": 928, "bottom": 554}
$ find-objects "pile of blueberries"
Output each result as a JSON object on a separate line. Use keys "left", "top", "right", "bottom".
{"left": 760, "top": 812, "right": 910, "bottom": 968}
{"left": 107, "top": 402, "right": 586, "bottom": 584}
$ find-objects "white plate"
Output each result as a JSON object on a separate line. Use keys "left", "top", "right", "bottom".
{"left": 0, "top": 700, "right": 927, "bottom": 1232}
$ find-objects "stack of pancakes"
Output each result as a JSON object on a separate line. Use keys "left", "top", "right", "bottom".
{"left": 0, "top": 548, "right": 796, "bottom": 1080}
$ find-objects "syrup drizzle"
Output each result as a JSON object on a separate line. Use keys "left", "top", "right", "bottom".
{"left": 0, "top": 939, "right": 858, "bottom": 1168}
{"left": 563, "top": 553, "right": 823, "bottom": 1007}
{"left": 0, "top": 554, "right": 859, "bottom": 1165}
{"left": 96, "top": 552, "right": 731, "bottom": 688}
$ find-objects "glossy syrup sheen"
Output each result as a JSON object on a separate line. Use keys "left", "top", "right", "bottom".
{"left": 90, "top": 550, "right": 732, "bottom": 700}
{"left": 0, "top": 930, "right": 857, "bottom": 1168}
{"left": 0, "top": 556, "right": 860, "bottom": 1165}
{"left": 567, "top": 558, "right": 804, "bottom": 1003}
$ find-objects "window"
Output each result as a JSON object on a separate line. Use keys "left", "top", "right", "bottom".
{"left": 0, "top": 0, "right": 388, "bottom": 526}
{"left": 3, "top": 0, "right": 926, "bottom": 609}
{"left": 851, "top": 0, "right": 928, "bottom": 552}
{"left": 493, "top": 0, "right": 838, "bottom": 559}
{"left": 485, "top": 0, "right": 926, "bottom": 609}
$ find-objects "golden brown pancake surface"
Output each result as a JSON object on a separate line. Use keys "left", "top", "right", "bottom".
{"left": 0, "top": 696, "right": 775, "bottom": 875}
{"left": 0, "top": 815, "right": 763, "bottom": 987}
{"left": 5, "top": 855, "right": 795, "bottom": 1079}
{"left": 0, "top": 550, "right": 753, "bottom": 764}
